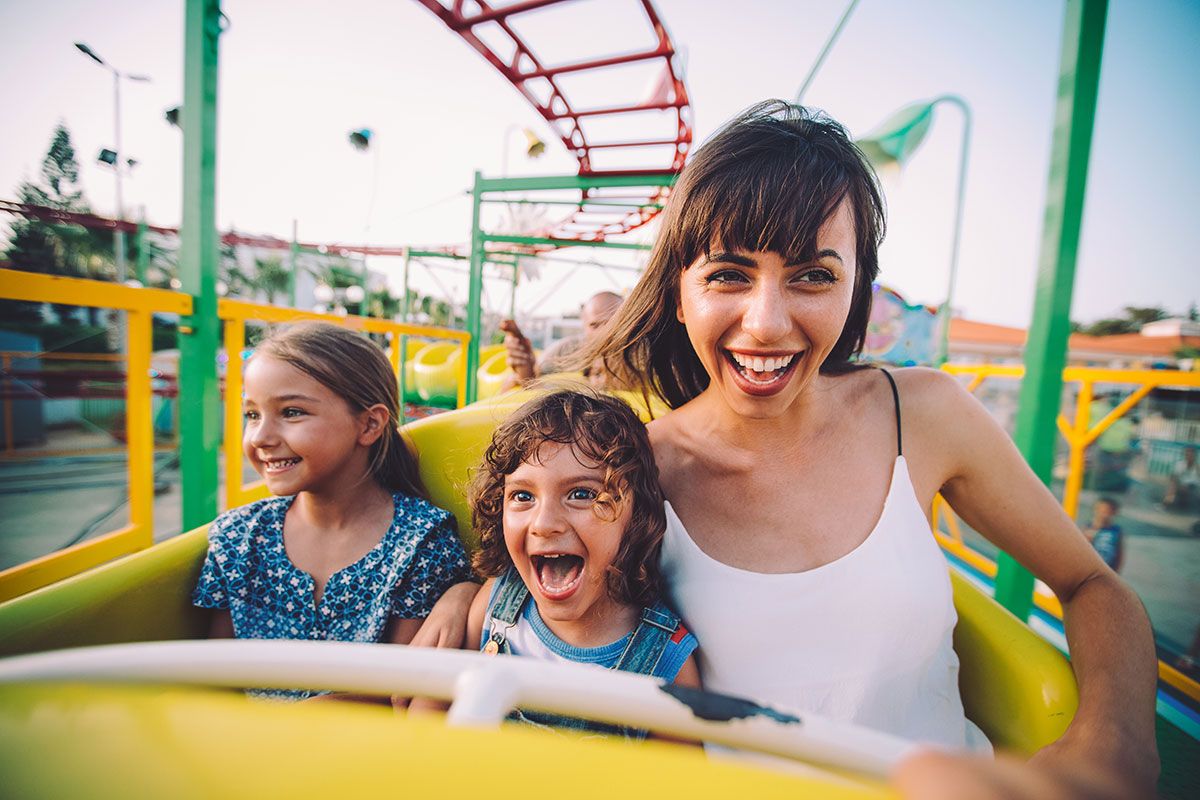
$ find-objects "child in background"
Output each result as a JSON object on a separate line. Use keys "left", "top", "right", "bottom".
{"left": 1085, "top": 497, "right": 1124, "bottom": 572}
{"left": 193, "top": 322, "right": 473, "bottom": 699}
{"left": 465, "top": 389, "right": 700, "bottom": 738}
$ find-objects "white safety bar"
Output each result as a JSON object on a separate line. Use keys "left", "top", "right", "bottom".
{"left": 0, "top": 640, "right": 930, "bottom": 779}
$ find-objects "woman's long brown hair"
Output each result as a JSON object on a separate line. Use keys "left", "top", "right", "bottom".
{"left": 580, "top": 100, "right": 886, "bottom": 410}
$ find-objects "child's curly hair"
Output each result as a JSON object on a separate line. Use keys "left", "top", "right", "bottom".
{"left": 469, "top": 387, "right": 666, "bottom": 608}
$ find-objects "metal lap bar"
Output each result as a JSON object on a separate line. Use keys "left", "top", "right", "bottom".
{"left": 0, "top": 269, "right": 192, "bottom": 601}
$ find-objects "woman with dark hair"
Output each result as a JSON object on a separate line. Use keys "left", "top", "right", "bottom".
{"left": 582, "top": 101, "right": 1158, "bottom": 796}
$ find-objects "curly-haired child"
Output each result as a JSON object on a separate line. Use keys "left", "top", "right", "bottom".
{"left": 465, "top": 388, "right": 700, "bottom": 738}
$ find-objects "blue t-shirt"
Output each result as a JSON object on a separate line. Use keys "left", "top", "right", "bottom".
{"left": 193, "top": 492, "right": 472, "bottom": 697}
{"left": 479, "top": 579, "right": 699, "bottom": 681}
{"left": 1091, "top": 524, "right": 1123, "bottom": 570}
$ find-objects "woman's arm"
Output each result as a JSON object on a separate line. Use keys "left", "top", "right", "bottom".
{"left": 408, "top": 581, "right": 481, "bottom": 649}
{"left": 405, "top": 580, "right": 494, "bottom": 715}
{"left": 907, "top": 369, "right": 1158, "bottom": 795}
{"left": 208, "top": 609, "right": 234, "bottom": 638}
{"left": 672, "top": 654, "right": 701, "bottom": 689}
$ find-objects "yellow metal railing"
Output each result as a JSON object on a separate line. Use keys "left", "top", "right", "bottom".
{"left": 216, "top": 299, "right": 470, "bottom": 510}
{"left": 937, "top": 362, "right": 1200, "bottom": 703}
{"left": 0, "top": 269, "right": 192, "bottom": 601}
{"left": 0, "top": 350, "right": 179, "bottom": 459}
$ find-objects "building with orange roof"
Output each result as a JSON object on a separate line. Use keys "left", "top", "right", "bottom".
{"left": 949, "top": 317, "right": 1200, "bottom": 368}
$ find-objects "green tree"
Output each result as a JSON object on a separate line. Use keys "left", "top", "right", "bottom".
{"left": 1078, "top": 317, "right": 1135, "bottom": 337}
{"left": 252, "top": 256, "right": 291, "bottom": 304}
{"left": 3, "top": 123, "right": 103, "bottom": 325}
{"left": 367, "top": 287, "right": 401, "bottom": 320}
{"left": 1077, "top": 305, "right": 1169, "bottom": 337}
{"left": 1122, "top": 305, "right": 1167, "bottom": 327}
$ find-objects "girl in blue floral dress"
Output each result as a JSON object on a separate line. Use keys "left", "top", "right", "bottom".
{"left": 193, "top": 322, "right": 474, "bottom": 699}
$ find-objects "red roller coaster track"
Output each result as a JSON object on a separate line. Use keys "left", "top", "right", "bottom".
{"left": 413, "top": 0, "right": 692, "bottom": 241}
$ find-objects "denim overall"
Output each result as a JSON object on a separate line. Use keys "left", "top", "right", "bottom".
{"left": 483, "top": 566, "right": 685, "bottom": 741}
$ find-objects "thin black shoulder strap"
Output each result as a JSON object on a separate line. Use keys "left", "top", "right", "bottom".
{"left": 879, "top": 368, "right": 903, "bottom": 457}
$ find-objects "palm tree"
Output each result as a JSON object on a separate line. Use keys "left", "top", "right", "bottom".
{"left": 252, "top": 256, "right": 290, "bottom": 305}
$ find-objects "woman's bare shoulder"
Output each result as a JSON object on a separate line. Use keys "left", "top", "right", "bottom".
{"left": 885, "top": 366, "right": 974, "bottom": 420}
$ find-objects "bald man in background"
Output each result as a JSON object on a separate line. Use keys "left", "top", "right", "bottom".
{"left": 500, "top": 291, "right": 624, "bottom": 390}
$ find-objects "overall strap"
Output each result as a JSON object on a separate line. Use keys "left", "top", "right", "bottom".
{"left": 879, "top": 368, "right": 903, "bottom": 457}
{"left": 484, "top": 566, "right": 530, "bottom": 654}
{"left": 612, "top": 604, "right": 681, "bottom": 676}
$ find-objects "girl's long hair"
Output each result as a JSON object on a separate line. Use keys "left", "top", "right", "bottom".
{"left": 255, "top": 321, "right": 427, "bottom": 499}
{"left": 581, "top": 100, "right": 886, "bottom": 409}
{"left": 469, "top": 388, "right": 666, "bottom": 608}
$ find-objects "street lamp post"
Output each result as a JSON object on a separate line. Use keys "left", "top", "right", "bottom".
{"left": 348, "top": 128, "right": 378, "bottom": 304}
{"left": 501, "top": 125, "right": 546, "bottom": 177}
{"left": 856, "top": 95, "right": 972, "bottom": 365}
{"left": 74, "top": 42, "right": 150, "bottom": 284}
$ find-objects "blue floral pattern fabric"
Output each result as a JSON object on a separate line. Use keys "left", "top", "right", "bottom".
{"left": 193, "top": 492, "right": 472, "bottom": 699}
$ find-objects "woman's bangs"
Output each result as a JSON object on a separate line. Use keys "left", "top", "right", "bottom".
{"left": 679, "top": 158, "right": 849, "bottom": 266}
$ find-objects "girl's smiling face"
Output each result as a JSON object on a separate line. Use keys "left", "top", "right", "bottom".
{"left": 502, "top": 442, "right": 633, "bottom": 639}
{"left": 242, "top": 354, "right": 377, "bottom": 497}
{"left": 676, "top": 200, "right": 858, "bottom": 418}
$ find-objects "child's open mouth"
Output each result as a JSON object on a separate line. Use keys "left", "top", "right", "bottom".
{"left": 531, "top": 553, "right": 585, "bottom": 601}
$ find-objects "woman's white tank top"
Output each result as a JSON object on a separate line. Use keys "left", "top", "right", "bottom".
{"left": 660, "top": 376, "right": 988, "bottom": 751}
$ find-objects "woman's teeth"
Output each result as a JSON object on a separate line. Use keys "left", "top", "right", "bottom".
{"left": 728, "top": 351, "right": 796, "bottom": 380}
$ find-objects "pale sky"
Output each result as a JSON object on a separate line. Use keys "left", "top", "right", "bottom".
{"left": 1, "top": 0, "right": 1197, "bottom": 328}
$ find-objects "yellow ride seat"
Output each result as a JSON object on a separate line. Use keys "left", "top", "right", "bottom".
{"left": 0, "top": 391, "right": 1077, "bottom": 755}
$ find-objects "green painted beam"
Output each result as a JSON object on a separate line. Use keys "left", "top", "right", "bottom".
{"left": 178, "top": 0, "right": 222, "bottom": 529}
{"left": 998, "top": 0, "right": 1109, "bottom": 618}
{"left": 465, "top": 171, "right": 484, "bottom": 404}
{"left": 484, "top": 198, "right": 663, "bottom": 210}
{"left": 134, "top": 218, "right": 149, "bottom": 286}
{"left": 407, "top": 250, "right": 468, "bottom": 260}
{"left": 475, "top": 173, "right": 675, "bottom": 193}
{"left": 482, "top": 234, "right": 651, "bottom": 251}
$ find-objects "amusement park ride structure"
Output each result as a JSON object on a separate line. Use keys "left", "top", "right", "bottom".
{"left": 415, "top": 0, "right": 691, "bottom": 241}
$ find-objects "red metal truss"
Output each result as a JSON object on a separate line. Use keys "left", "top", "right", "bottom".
{"left": 413, "top": 0, "right": 692, "bottom": 241}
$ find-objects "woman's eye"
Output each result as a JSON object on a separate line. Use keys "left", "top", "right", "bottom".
{"left": 568, "top": 487, "right": 598, "bottom": 501}
{"left": 705, "top": 269, "right": 749, "bottom": 285}
{"left": 794, "top": 268, "right": 837, "bottom": 285}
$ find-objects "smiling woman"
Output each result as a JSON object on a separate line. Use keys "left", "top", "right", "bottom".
{"left": 582, "top": 100, "right": 1161, "bottom": 798}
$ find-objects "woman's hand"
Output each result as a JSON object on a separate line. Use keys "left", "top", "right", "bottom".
{"left": 407, "top": 581, "right": 480, "bottom": 650}
{"left": 893, "top": 741, "right": 1156, "bottom": 800}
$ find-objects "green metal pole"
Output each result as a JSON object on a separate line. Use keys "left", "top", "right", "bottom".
{"left": 400, "top": 246, "right": 412, "bottom": 323}
{"left": 932, "top": 95, "right": 972, "bottom": 366}
{"left": 288, "top": 219, "right": 298, "bottom": 308}
{"left": 510, "top": 262, "right": 519, "bottom": 319}
{"left": 464, "top": 171, "right": 484, "bottom": 404}
{"left": 996, "top": 0, "right": 1108, "bottom": 618}
{"left": 178, "top": 0, "right": 222, "bottom": 530}
{"left": 134, "top": 214, "right": 149, "bottom": 286}
{"left": 398, "top": 246, "right": 410, "bottom": 421}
